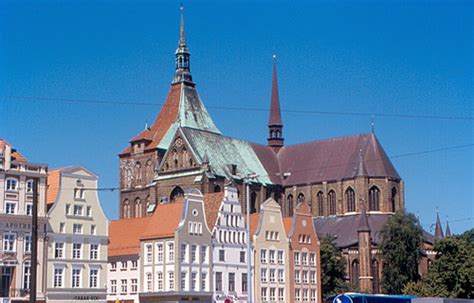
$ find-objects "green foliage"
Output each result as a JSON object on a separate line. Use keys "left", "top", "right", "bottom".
{"left": 320, "top": 235, "right": 357, "bottom": 298}
{"left": 403, "top": 229, "right": 474, "bottom": 298}
{"left": 379, "top": 211, "right": 423, "bottom": 294}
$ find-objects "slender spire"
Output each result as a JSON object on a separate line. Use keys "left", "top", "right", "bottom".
{"left": 179, "top": 3, "right": 186, "bottom": 47}
{"left": 445, "top": 217, "right": 452, "bottom": 237}
{"left": 434, "top": 209, "right": 444, "bottom": 240}
{"left": 269, "top": 54, "right": 282, "bottom": 126}
{"left": 355, "top": 149, "right": 368, "bottom": 177}
{"left": 172, "top": 3, "right": 194, "bottom": 86}
{"left": 267, "top": 54, "right": 284, "bottom": 152}
{"left": 358, "top": 206, "right": 371, "bottom": 232}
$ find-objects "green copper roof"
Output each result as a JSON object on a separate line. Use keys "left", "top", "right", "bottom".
{"left": 181, "top": 127, "right": 273, "bottom": 185}
{"left": 157, "top": 84, "right": 220, "bottom": 150}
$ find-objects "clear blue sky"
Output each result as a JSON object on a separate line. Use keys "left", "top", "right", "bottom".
{"left": 1, "top": 0, "right": 472, "bottom": 234}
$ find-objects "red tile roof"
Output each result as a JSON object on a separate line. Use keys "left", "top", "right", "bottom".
{"left": 119, "top": 84, "right": 182, "bottom": 155}
{"left": 140, "top": 199, "right": 185, "bottom": 240}
{"left": 248, "top": 213, "right": 261, "bottom": 237}
{"left": 108, "top": 216, "right": 152, "bottom": 257}
{"left": 46, "top": 169, "right": 63, "bottom": 206}
{"left": 0, "top": 139, "right": 27, "bottom": 163}
{"left": 283, "top": 217, "right": 293, "bottom": 236}
{"left": 203, "top": 192, "right": 225, "bottom": 231}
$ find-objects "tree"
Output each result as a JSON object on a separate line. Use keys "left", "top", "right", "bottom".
{"left": 320, "top": 235, "right": 356, "bottom": 298}
{"left": 403, "top": 229, "right": 474, "bottom": 298}
{"left": 379, "top": 210, "right": 423, "bottom": 294}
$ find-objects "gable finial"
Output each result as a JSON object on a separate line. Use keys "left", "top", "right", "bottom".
{"left": 371, "top": 115, "right": 375, "bottom": 133}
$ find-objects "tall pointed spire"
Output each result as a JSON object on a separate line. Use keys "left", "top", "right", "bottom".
{"left": 445, "top": 217, "right": 452, "bottom": 237}
{"left": 434, "top": 210, "right": 444, "bottom": 240}
{"left": 172, "top": 4, "right": 194, "bottom": 86}
{"left": 267, "top": 54, "right": 284, "bottom": 152}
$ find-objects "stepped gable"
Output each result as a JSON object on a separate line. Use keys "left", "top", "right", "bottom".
{"left": 276, "top": 133, "right": 400, "bottom": 186}
{"left": 140, "top": 198, "right": 185, "bottom": 240}
{"left": 108, "top": 216, "right": 152, "bottom": 257}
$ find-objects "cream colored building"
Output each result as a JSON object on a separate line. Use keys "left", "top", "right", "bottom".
{"left": 0, "top": 139, "right": 48, "bottom": 302}
{"left": 250, "top": 198, "right": 290, "bottom": 303}
{"left": 45, "top": 166, "right": 108, "bottom": 302}
{"left": 139, "top": 189, "right": 213, "bottom": 303}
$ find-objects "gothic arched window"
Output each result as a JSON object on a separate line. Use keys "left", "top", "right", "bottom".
{"left": 391, "top": 187, "right": 397, "bottom": 212}
{"left": 123, "top": 199, "right": 130, "bottom": 218}
{"left": 250, "top": 191, "right": 257, "bottom": 214}
{"left": 317, "top": 191, "right": 324, "bottom": 216}
{"left": 170, "top": 186, "right": 184, "bottom": 202}
{"left": 146, "top": 160, "right": 153, "bottom": 181}
{"left": 214, "top": 185, "right": 221, "bottom": 193}
{"left": 351, "top": 259, "right": 360, "bottom": 288}
{"left": 345, "top": 187, "right": 356, "bottom": 213}
{"left": 297, "top": 193, "right": 305, "bottom": 204}
{"left": 288, "top": 194, "right": 294, "bottom": 217}
{"left": 328, "top": 190, "right": 336, "bottom": 215}
{"left": 135, "top": 162, "right": 142, "bottom": 183}
{"left": 369, "top": 186, "right": 380, "bottom": 211}
{"left": 134, "top": 198, "right": 142, "bottom": 217}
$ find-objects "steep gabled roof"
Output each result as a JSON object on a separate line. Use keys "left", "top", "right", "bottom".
{"left": 108, "top": 216, "right": 152, "bottom": 257}
{"left": 277, "top": 133, "right": 400, "bottom": 186}
{"left": 140, "top": 199, "right": 185, "bottom": 240}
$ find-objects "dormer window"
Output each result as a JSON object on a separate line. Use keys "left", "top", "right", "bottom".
{"left": 6, "top": 178, "right": 18, "bottom": 191}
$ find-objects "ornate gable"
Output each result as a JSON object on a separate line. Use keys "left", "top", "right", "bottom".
{"left": 158, "top": 130, "right": 200, "bottom": 174}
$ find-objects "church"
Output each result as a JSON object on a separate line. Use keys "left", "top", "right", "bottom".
{"left": 116, "top": 8, "right": 426, "bottom": 293}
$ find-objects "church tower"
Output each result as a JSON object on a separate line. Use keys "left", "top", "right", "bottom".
{"left": 172, "top": 4, "right": 194, "bottom": 86}
{"left": 267, "top": 55, "right": 284, "bottom": 152}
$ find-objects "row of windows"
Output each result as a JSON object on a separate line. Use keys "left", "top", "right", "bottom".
{"left": 260, "top": 249, "right": 284, "bottom": 265}
{"left": 294, "top": 270, "right": 317, "bottom": 284}
{"left": 219, "top": 213, "right": 242, "bottom": 228}
{"left": 109, "top": 278, "right": 138, "bottom": 294}
{"left": 2, "top": 232, "right": 31, "bottom": 253}
{"left": 53, "top": 267, "right": 100, "bottom": 288}
{"left": 144, "top": 242, "right": 175, "bottom": 264}
{"left": 215, "top": 271, "right": 247, "bottom": 292}
{"left": 56, "top": 222, "right": 96, "bottom": 235}
{"left": 293, "top": 251, "right": 317, "bottom": 267}
{"left": 294, "top": 288, "right": 318, "bottom": 302}
{"left": 65, "top": 204, "right": 93, "bottom": 218}
{"left": 180, "top": 244, "right": 208, "bottom": 264}
{"left": 110, "top": 260, "right": 138, "bottom": 271}
{"left": 145, "top": 271, "right": 175, "bottom": 292}
{"left": 260, "top": 268, "right": 285, "bottom": 283}
{"left": 288, "top": 185, "right": 398, "bottom": 216}
{"left": 4, "top": 178, "right": 34, "bottom": 192}
{"left": 3, "top": 201, "right": 33, "bottom": 215}
{"left": 218, "top": 229, "right": 246, "bottom": 245}
{"left": 261, "top": 287, "right": 285, "bottom": 302}
{"left": 53, "top": 242, "right": 100, "bottom": 260}
{"left": 180, "top": 271, "right": 208, "bottom": 291}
